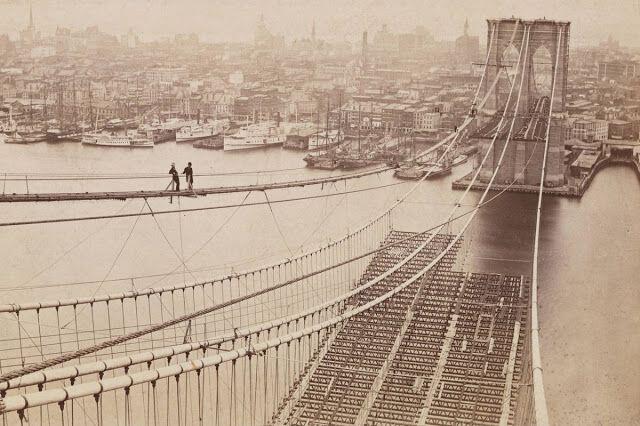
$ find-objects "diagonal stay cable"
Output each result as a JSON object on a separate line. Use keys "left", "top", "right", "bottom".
{"left": 0, "top": 181, "right": 408, "bottom": 228}
{"left": 297, "top": 194, "right": 348, "bottom": 252}
{"left": 0, "top": 172, "right": 529, "bottom": 386}
{"left": 60, "top": 199, "right": 148, "bottom": 329}
{"left": 263, "top": 190, "right": 294, "bottom": 257}
{"left": 0, "top": 129, "right": 548, "bottom": 395}
{"left": 143, "top": 198, "right": 199, "bottom": 284}
{"left": 0, "top": 20, "right": 524, "bottom": 388}
{"left": 143, "top": 194, "right": 266, "bottom": 331}
{"left": 142, "top": 191, "right": 252, "bottom": 289}
{"left": 0, "top": 25, "right": 510, "bottom": 374}
{"left": 17, "top": 199, "right": 134, "bottom": 288}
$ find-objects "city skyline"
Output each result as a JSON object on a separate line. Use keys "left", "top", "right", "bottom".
{"left": 0, "top": 0, "right": 639, "bottom": 47}
{"left": 0, "top": 2, "right": 639, "bottom": 424}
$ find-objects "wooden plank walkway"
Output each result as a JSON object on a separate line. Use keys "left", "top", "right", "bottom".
{"left": 0, "top": 166, "right": 391, "bottom": 203}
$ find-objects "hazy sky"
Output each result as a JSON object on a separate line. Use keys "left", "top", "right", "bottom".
{"left": 0, "top": 0, "right": 639, "bottom": 47}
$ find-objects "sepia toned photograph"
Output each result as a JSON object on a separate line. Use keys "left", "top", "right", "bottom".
{"left": 0, "top": 0, "right": 638, "bottom": 425}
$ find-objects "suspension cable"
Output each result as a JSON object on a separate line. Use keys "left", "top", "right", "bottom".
{"left": 0, "top": 28, "right": 528, "bottom": 381}
{"left": 529, "top": 24, "right": 564, "bottom": 426}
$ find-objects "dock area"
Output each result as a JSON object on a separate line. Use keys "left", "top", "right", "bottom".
{"left": 453, "top": 143, "right": 640, "bottom": 199}
{"left": 452, "top": 173, "right": 578, "bottom": 197}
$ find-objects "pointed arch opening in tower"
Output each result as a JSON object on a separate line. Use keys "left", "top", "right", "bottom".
{"left": 501, "top": 43, "right": 520, "bottom": 85}
{"left": 532, "top": 45, "right": 553, "bottom": 97}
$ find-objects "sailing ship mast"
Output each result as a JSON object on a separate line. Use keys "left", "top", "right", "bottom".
{"left": 57, "top": 82, "right": 64, "bottom": 129}
{"left": 315, "top": 98, "right": 320, "bottom": 148}
{"left": 72, "top": 77, "right": 77, "bottom": 129}
{"left": 324, "top": 98, "right": 329, "bottom": 150}
{"left": 357, "top": 104, "right": 361, "bottom": 156}
{"left": 88, "top": 80, "right": 92, "bottom": 132}
{"left": 337, "top": 90, "right": 342, "bottom": 144}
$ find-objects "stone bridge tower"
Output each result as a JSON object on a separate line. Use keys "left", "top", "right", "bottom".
{"left": 484, "top": 18, "right": 570, "bottom": 114}
{"left": 475, "top": 18, "right": 570, "bottom": 187}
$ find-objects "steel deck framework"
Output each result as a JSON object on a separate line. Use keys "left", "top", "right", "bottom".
{"left": 279, "top": 231, "right": 530, "bottom": 426}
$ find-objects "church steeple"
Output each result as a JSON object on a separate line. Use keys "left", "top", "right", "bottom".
{"left": 464, "top": 18, "right": 469, "bottom": 36}
{"left": 311, "top": 20, "right": 316, "bottom": 42}
{"left": 28, "top": 0, "right": 34, "bottom": 30}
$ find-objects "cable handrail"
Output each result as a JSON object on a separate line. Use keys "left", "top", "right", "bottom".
{"left": 0, "top": 167, "right": 310, "bottom": 181}
{"left": 0, "top": 20, "right": 523, "bottom": 383}
{"left": 0, "top": 165, "right": 391, "bottom": 202}
{"left": 0, "top": 232, "right": 451, "bottom": 392}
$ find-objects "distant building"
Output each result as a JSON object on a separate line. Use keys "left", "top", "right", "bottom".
{"left": 147, "top": 67, "right": 188, "bottom": 84}
{"left": 121, "top": 29, "right": 140, "bottom": 49}
{"left": 371, "top": 24, "right": 435, "bottom": 59}
{"left": 414, "top": 107, "right": 442, "bottom": 131}
{"left": 229, "top": 71, "right": 244, "bottom": 85}
{"left": 30, "top": 45, "right": 55, "bottom": 58}
{"left": 254, "top": 15, "right": 285, "bottom": 53}
{"left": 608, "top": 120, "right": 634, "bottom": 140}
{"left": 212, "top": 93, "right": 234, "bottom": 118}
{"left": 233, "top": 94, "right": 284, "bottom": 122}
{"left": 334, "top": 101, "right": 384, "bottom": 131}
{"left": 361, "top": 31, "right": 368, "bottom": 70}
{"left": 382, "top": 103, "right": 414, "bottom": 132}
{"left": 54, "top": 27, "right": 71, "bottom": 54}
{"left": 454, "top": 19, "right": 480, "bottom": 70}
{"left": 597, "top": 61, "right": 639, "bottom": 82}
{"left": 19, "top": 1, "right": 40, "bottom": 47}
{"left": 568, "top": 118, "right": 608, "bottom": 142}
{"left": 175, "top": 33, "right": 199, "bottom": 47}
{"left": 0, "top": 35, "right": 14, "bottom": 56}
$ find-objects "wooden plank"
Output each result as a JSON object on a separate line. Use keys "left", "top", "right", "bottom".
{"left": 0, "top": 166, "right": 390, "bottom": 203}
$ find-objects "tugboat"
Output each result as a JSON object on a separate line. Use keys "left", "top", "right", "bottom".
{"left": 314, "top": 158, "right": 341, "bottom": 170}
{"left": 82, "top": 130, "right": 153, "bottom": 147}
{"left": 5, "top": 126, "right": 47, "bottom": 144}
{"left": 223, "top": 121, "right": 286, "bottom": 151}
{"left": 394, "top": 161, "right": 452, "bottom": 180}
{"left": 193, "top": 136, "right": 224, "bottom": 150}
{"left": 340, "top": 156, "right": 373, "bottom": 170}
{"left": 46, "top": 124, "right": 88, "bottom": 142}
{"left": 451, "top": 154, "right": 468, "bottom": 167}
{"left": 303, "top": 153, "right": 323, "bottom": 167}
{"left": 177, "top": 119, "right": 228, "bottom": 143}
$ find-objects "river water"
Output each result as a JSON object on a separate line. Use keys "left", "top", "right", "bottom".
{"left": 0, "top": 141, "right": 638, "bottom": 425}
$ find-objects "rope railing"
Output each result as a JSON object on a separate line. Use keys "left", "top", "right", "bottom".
{"left": 0, "top": 21, "right": 554, "bottom": 426}
{"left": 0, "top": 6, "right": 507, "bottom": 316}
{"left": 0, "top": 87, "right": 472, "bottom": 372}
{"left": 0, "top": 165, "right": 394, "bottom": 202}
{"left": 0, "top": 212, "right": 390, "bottom": 314}
{"left": 1, "top": 22, "right": 527, "bottom": 406}
{"left": 0, "top": 225, "right": 451, "bottom": 392}
{"left": 0, "top": 236, "right": 381, "bottom": 371}
{"left": 0, "top": 232, "right": 460, "bottom": 425}
{"left": 0, "top": 14, "right": 507, "bottom": 378}
{"left": 0, "top": 166, "right": 311, "bottom": 181}
{"left": 0, "top": 216, "right": 408, "bottom": 380}
{"left": 0, "top": 233, "right": 462, "bottom": 415}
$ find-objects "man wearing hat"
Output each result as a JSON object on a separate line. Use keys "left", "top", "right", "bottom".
{"left": 169, "top": 162, "right": 180, "bottom": 191}
{"left": 183, "top": 162, "right": 194, "bottom": 190}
